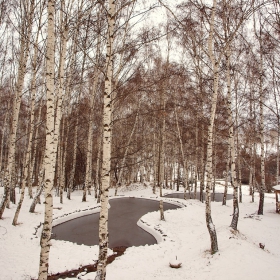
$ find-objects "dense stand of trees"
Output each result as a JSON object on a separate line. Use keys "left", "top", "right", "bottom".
{"left": 0, "top": 0, "right": 280, "bottom": 279}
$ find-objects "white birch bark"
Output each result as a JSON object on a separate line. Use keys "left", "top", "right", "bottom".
{"left": 254, "top": 12, "right": 265, "bottom": 215}
{"left": 95, "top": 0, "right": 115, "bottom": 278}
{"left": 38, "top": 0, "right": 56, "bottom": 278}
{"left": 205, "top": 0, "right": 218, "bottom": 254}
{"left": 225, "top": 46, "right": 239, "bottom": 230}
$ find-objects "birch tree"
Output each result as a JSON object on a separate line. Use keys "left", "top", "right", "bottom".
{"left": 95, "top": 0, "right": 115, "bottom": 279}
{"left": 253, "top": 8, "right": 265, "bottom": 215}
{"left": 38, "top": 0, "right": 56, "bottom": 278}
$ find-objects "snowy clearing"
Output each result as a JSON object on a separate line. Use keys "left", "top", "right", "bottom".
{"left": 0, "top": 184, "right": 279, "bottom": 280}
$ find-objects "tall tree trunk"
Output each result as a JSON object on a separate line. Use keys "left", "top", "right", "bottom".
{"left": 0, "top": 105, "right": 8, "bottom": 172}
{"left": 38, "top": 0, "right": 56, "bottom": 278}
{"left": 254, "top": 17, "right": 265, "bottom": 215}
{"left": 67, "top": 117, "right": 78, "bottom": 200}
{"left": 115, "top": 102, "right": 140, "bottom": 195}
{"left": 83, "top": 72, "right": 98, "bottom": 201}
{"left": 95, "top": 0, "right": 115, "bottom": 279}
{"left": 205, "top": 0, "right": 218, "bottom": 254}
{"left": 60, "top": 121, "right": 69, "bottom": 203}
{"left": 95, "top": 130, "right": 102, "bottom": 201}
{"left": 152, "top": 120, "right": 157, "bottom": 194}
{"left": 194, "top": 117, "right": 198, "bottom": 199}
{"left": 225, "top": 48, "right": 239, "bottom": 230}
{"left": 30, "top": 98, "right": 44, "bottom": 187}
{"left": 200, "top": 123, "right": 205, "bottom": 203}
{"left": 175, "top": 105, "right": 188, "bottom": 199}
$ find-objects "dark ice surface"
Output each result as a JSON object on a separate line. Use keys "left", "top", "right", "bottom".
{"left": 52, "top": 197, "right": 179, "bottom": 248}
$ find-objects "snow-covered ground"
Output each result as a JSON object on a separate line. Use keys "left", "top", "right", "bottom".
{"left": 0, "top": 183, "right": 279, "bottom": 280}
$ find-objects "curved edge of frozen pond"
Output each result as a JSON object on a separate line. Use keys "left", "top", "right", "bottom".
{"left": 111, "top": 195, "right": 187, "bottom": 245}
{"left": 35, "top": 195, "right": 187, "bottom": 242}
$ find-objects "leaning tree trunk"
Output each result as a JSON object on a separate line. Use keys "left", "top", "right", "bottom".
{"left": 95, "top": 0, "right": 115, "bottom": 279}
{"left": 38, "top": 0, "right": 56, "bottom": 278}
{"left": 175, "top": 105, "right": 188, "bottom": 200}
{"left": 205, "top": 0, "right": 218, "bottom": 254}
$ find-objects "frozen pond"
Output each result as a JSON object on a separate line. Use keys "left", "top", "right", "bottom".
{"left": 52, "top": 197, "right": 180, "bottom": 248}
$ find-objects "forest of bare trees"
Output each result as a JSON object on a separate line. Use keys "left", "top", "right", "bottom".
{"left": 0, "top": 0, "right": 280, "bottom": 279}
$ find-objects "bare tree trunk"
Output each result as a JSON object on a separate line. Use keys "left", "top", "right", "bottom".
{"left": 95, "top": 0, "right": 115, "bottom": 278}
{"left": 67, "top": 117, "right": 78, "bottom": 200}
{"left": 159, "top": 200, "right": 165, "bottom": 221}
{"left": 200, "top": 123, "right": 205, "bottom": 203}
{"left": 0, "top": 105, "right": 8, "bottom": 172}
{"left": 226, "top": 58, "right": 239, "bottom": 230}
{"left": 30, "top": 98, "right": 44, "bottom": 187}
{"left": 205, "top": 0, "right": 218, "bottom": 254}
{"left": 223, "top": 143, "right": 230, "bottom": 206}
{"left": 115, "top": 102, "right": 140, "bottom": 195}
{"left": 95, "top": 130, "right": 102, "bottom": 201}
{"left": 152, "top": 122, "right": 157, "bottom": 194}
{"left": 194, "top": 118, "right": 198, "bottom": 199}
{"left": 0, "top": 0, "right": 34, "bottom": 218}
{"left": 254, "top": 16, "right": 265, "bottom": 215}
{"left": 29, "top": 169, "right": 44, "bottom": 213}
{"left": 38, "top": 0, "right": 56, "bottom": 278}
{"left": 174, "top": 105, "right": 188, "bottom": 200}
{"left": 212, "top": 126, "right": 216, "bottom": 202}
{"left": 83, "top": 70, "right": 98, "bottom": 201}
{"left": 12, "top": 6, "right": 44, "bottom": 223}
{"left": 60, "top": 122, "right": 69, "bottom": 203}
